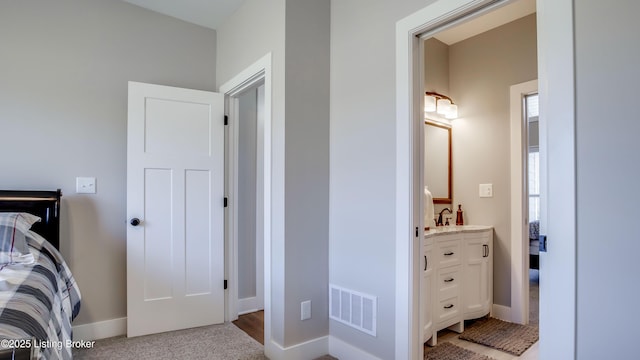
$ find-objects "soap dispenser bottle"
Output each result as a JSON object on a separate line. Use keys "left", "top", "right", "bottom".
{"left": 456, "top": 204, "right": 464, "bottom": 226}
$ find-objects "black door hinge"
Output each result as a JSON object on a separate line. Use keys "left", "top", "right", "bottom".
{"left": 224, "top": 115, "right": 228, "bottom": 125}
{"left": 224, "top": 197, "right": 228, "bottom": 207}
{"left": 415, "top": 227, "right": 419, "bottom": 237}
{"left": 224, "top": 280, "right": 228, "bottom": 289}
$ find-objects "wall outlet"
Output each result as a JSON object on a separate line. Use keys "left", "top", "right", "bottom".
{"left": 301, "top": 300, "right": 311, "bottom": 321}
{"left": 76, "top": 177, "right": 97, "bottom": 194}
{"left": 479, "top": 183, "right": 493, "bottom": 198}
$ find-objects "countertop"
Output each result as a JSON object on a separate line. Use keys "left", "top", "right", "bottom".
{"left": 424, "top": 225, "right": 492, "bottom": 238}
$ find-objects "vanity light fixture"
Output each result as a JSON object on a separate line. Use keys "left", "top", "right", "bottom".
{"left": 424, "top": 91, "right": 458, "bottom": 119}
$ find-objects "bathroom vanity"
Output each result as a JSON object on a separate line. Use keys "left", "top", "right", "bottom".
{"left": 422, "top": 225, "right": 493, "bottom": 345}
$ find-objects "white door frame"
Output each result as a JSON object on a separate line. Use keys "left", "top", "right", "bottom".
{"left": 395, "top": 0, "right": 576, "bottom": 359}
{"left": 510, "top": 79, "right": 537, "bottom": 325}
{"left": 219, "top": 53, "right": 272, "bottom": 348}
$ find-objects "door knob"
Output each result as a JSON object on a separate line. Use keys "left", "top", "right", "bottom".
{"left": 130, "top": 218, "right": 141, "bottom": 226}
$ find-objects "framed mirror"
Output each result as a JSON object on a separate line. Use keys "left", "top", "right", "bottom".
{"left": 424, "top": 120, "right": 452, "bottom": 204}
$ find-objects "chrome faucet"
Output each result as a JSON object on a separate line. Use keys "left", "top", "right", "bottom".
{"left": 436, "top": 208, "right": 452, "bottom": 226}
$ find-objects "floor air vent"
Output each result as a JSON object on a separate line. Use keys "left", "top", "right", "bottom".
{"left": 329, "top": 284, "right": 377, "bottom": 336}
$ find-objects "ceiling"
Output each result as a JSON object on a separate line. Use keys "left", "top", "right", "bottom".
{"left": 121, "top": 0, "right": 246, "bottom": 30}
{"left": 433, "top": 0, "right": 536, "bottom": 45}
{"left": 120, "top": 0, "right": 534, "bottom": 43}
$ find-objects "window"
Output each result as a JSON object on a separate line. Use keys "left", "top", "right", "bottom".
{"left": 528, "top": 149, "right": 540, "bottom": 221}
{"left": 526, "top": 94, "right": 540, "bottom": 221}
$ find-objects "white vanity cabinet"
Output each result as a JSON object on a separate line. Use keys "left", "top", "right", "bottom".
{"left": 463, "top": 230, "right": 493, "bottom": 320}
{"left": 422, "top": 241, "right": 434, "bottom": 342}
{"left": 422, "top": 226, "right": 493, "bottom": 345}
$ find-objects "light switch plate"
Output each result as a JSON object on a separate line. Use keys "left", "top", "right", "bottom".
{"left": 479, "top": 183, "right": 493, "bottom": 198}
{"left": 301, "top": 300, "right": 311, "bottom": 321}
{"left": 76, "top": 177, "right": 96, "bottom": 194}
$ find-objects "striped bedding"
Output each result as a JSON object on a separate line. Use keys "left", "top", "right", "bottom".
{"left": 0, "top": 230, "right": 81, "bottom": 359}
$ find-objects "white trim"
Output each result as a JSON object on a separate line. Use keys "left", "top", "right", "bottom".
{"left": 219, "top": 53, "right": 273, "bottom": 355}
{"left": 238, "top": 296, "right": 262, "bottom": 315}
{"left": 510, "top": 79, "right": 538, "bottom": 325}
{"left": 395, "top": 1, "right": 517, "bottom": 359}
{"left": 329, "top": 336, "right": 382, "bottom": 360}
{"left": 72, "top": 318, "right": 127, "bottom": 341}
{"left": 268, "top": 336, "right": 328, "bottom": 360}
{"left": 491, "top": 304, "right": 512, "bottom": 322}
{"left": 537, "top": 0, "right": 576, "bottom": 358}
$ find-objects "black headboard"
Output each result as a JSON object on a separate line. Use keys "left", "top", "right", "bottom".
{"left": 0, "top": 190, "right": 62, "bottom": 250}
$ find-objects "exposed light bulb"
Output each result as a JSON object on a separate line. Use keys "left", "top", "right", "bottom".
{"left": 445, "top": 104, "right": 458, "bottom": 119}
{"left": 437, "top": 98, "right": 451, "bottom": 115}
{"left": 424, "top": 95, "right": 436, "bottom": 113}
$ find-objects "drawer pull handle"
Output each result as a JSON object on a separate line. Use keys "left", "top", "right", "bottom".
{"left": 444, "top": 304, "right": 454, "bottom": 309}
{"left": 444, "top": 278, "right": 454, "bottom": 283}
{"left": 424, "top": 255, "right": 428, "bottom": 271}
{"left": 444, "top": 251, "right": 454, "bottom": 256}
{"left": 483, "top": 244, "right": 490, "bottom": 257}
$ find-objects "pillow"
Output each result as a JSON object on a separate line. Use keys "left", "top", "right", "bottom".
{"left": 0, "top": 212, "right": 40, "bottom": 265}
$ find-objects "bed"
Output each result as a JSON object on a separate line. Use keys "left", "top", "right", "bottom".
{"left": 0, "top": 190, "right": 81, "bottom": 360}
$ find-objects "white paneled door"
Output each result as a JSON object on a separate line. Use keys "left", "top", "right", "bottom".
{"left": 127, "top": 82, "right": 225, "bottom": 337}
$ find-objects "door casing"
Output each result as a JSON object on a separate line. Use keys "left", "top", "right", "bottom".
{"left": 219, "top": 53, "right": 274, "bottom": 356}
{"left": 510, "top": 79, "right": 538, "bottom": 325}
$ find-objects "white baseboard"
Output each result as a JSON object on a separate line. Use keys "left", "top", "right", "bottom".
{"left": 238, "top": 296, "right": 263, "bottom": 315}
{"left": 73, "top": 317, "right": 127, "bottom": 341}
{"left": 266, "top": 335, "right": 328, "bottom": 360}
{"left": 492, "top": 304, "right": 511, "bottom": 321}
{"left": 329, "top": 336, "right": 382, "bottom": 360}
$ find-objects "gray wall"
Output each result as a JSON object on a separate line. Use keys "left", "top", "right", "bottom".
{"left": 217, "top": 0, "right": 330, "bottom": 349}
{"left": 0, "top": 0, "right": 216, "bottom": 325}
{"left": 238, "top": 88, "right": 258, "bottom": 300}
{"left": 329, "top": 0, "right": 435, "bottom": 358}
{"left": 283, "top": 0, "right": 331, "bottom": 347}
{"left": 216, "top": 0, "right": 288, "bottom": 345}
{"left": 575, "top": 2, "right": 640, "bottom": 358}
{"left": 448, "top": 14, "right": 537, "bottom": 306}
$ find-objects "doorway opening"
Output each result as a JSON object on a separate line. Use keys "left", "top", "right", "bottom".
{"left": 396, "top": 0, "right": 577, "bottom": 358}
{"left": 419, "top": 0, "right": 539, "bottom": 355}
{"left": 525, "top": 93, "right": 540, "bottom": 326}
{"left": 235, "top": 83, "right": 265, "bottom": 317}
{"left": 219, "top": 54, "right": 273, "bottom": 355}
{"left": 231, "top": 82, "right": 266, "bottom": 344}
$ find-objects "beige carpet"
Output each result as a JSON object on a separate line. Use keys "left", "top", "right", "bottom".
{"left": 425, "top": 342, "right": 496, "bottom": 360}
{"left": 459, "top": 318, "right": 538, "bottom": 356}
{"left": 73, "top": 323, "right": 266, "bottom": 360}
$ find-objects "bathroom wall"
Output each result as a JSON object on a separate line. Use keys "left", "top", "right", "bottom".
{"left": 424, "top": 38, "right": 454, "bottom": 224}
{"left": 424, "top": 38, "right": 450, "bottom": 95}
{"left": 448, "top": 14, "right": 537, "bottom": 307}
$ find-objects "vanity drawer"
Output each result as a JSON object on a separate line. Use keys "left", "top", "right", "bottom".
{"left": 437, "top": 266, "right": 461, "bottom": 300}
{"left": 437, "top": 296, "right": 461, "bottom": 325}
{"left": 437, "top": 238, "right": 462, "bottom": 267}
